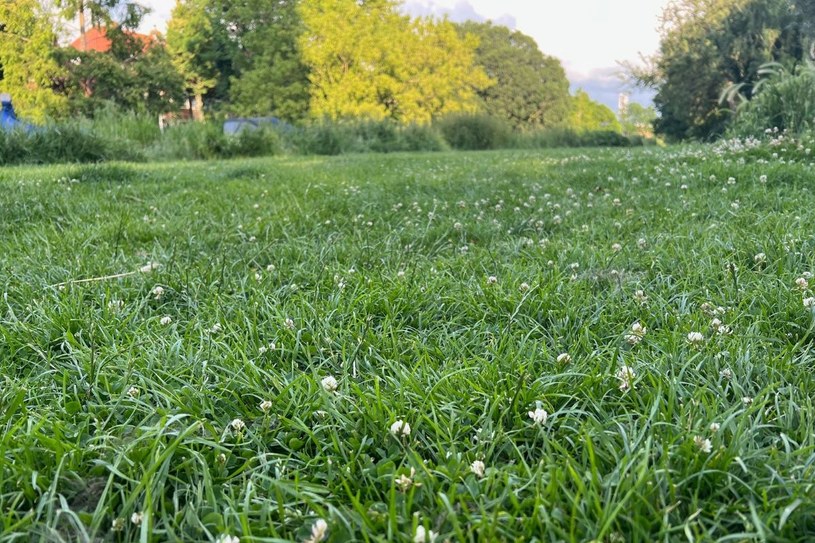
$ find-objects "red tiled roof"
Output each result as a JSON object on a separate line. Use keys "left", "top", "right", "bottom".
{"left": 69, "top": 26, "right": 153, "bottom": 53}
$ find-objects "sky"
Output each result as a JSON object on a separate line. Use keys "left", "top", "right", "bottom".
{"left": 138, "top": 0, "right": 671, "bottom": 111}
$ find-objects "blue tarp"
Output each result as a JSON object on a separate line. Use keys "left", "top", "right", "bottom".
{"left": 1, "top": 98, "right": 33, "bottom": 132}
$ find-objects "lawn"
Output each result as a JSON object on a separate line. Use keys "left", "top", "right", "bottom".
{"left": 2, "top": 143, "right": 815, "bottom": 542}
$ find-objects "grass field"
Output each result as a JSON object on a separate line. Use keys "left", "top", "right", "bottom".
{"left": 2, "top": 142, "right": 815, "bottom": 542}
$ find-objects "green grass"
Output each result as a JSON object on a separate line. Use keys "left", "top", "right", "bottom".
{"left": 1, "top": 143, "right": 815, "bottom": 542}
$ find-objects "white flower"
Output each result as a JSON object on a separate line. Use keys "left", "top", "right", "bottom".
{"left": 796, "top": 277, "right": 809, "bottom": 290}
{"left": 266, "top": 264, "right": 276, "bottom": 272}
{"left": 759, "top": 174, "right": 768, "bottom": 183}
{"left": 259, "top": 400, "right": 273, "bottom": 413}
{"left": 694, "top": 436, "right": 712, "bottom": 453}
{"left": 611, "top": 243, "right": 622, "bottom": 252}
{"left": 719, "top": 368, "right": 733, "bottom": 380}
{"left": 160, "top": 316, "right": 172, "bottom": 326}
{"left": 742, "top": 396, "right": 753, "bottom": 406}
{"left": 804, "top": 297, "right": 815, "bottom": 309}
{"left": 556, "top": 352, "right": 571, "bottom": 364}
{"left": 108, "top": 299, "right": 124, "bottom": 311}
{"left": 127, "top": 386, "right": 140, "bottom": 398}
{"left": 230, "top": 418, "right": 246, "bottom": 432}
{"left": 754, "top": 253, "right": 766, "bottom": 264}
{"left": 637, "top": 238, "right": 647, "bottom": 249}
{"left": 625, "top": 322, "right": 646, "bottom": 345}
{"left": 395, "top": 467, "right": 420, "bottom": 491}
{"left": 453, "top": 222, "right": 462, "bottom": 230}
{"left": 321, "top": 375, "right": 338, "bottom": 393}
{"left": 390, "top": 419, "right": 411, "bottom": 437}
{"left": 633, "top": 290, "right": 648, "bottom": 304}
{"left": 210, "top": 323, "right": 223, "bottom": 334}
{"left": 519, "top": 282, "right": 530, "bottom": 292}
{"left": 528, "top": 402, "right": 548, "bottom": 425}
{"left": 470, "top": 460, "right": 486, "bottom": 478}
{"left": 687, "top": 331, "right": 704, "bottom": 345}
{"left": 414, "top": 525, "right": 438, "bottom": 543}
{"left": 709, "top": 422, "right": 721, "bottom": 432}
{"left": 304, "top": 519, "right": 328, "bottom": 543}
{"left": 215, "top": 535, "right": 240, "bottom": 543}
{"left": 139, "top": 262, "right": 160, "bottom": 273}
{"left": 111, "top": 518, "right": 125, "bottom": 531}
{"left": 487, "top": 275, "right": 498, "bottom": 284}
{"left": 284, "top": 318, "right": 295, "bottom": 330}
{"left": 151, "top": 285, "right": 165, "bottom": 299}
{"left": 616, "top": 365, "right": 636, "bottom": 391}
{"left": 131, "top": 512, "right": 144, "bottom": 525}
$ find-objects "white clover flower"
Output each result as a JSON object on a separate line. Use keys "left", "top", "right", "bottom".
{"left": 633, "top": 290, "right": 648, "bottom": 305}
{"left": 754, "top": 253, "right": 766, "bottom": 264}
{"left": 519, "top": 282, "right": 530, "bottom": 292}
{"left": 215, "top": 535, "right": 240, "bottom": 543}
{"left": 127, "top": 386, "right": 140, "bottom": 398}
{"left": 742, "top": 396, "right": 754, "bottom": 406}
{"left": 694, "top": 436, "right": 712, "bottom": 453}
{"left": 160, "top": 316, "right": 172, "bottom": 326}
{"left": 151, "top": 285, "right": 165, "bottom": 299}
{"left": 321, "top": 375, "right": 338, "bottom": 393}
{"left": 453, "top": 222, "right": 462, "bottom": 230}
{"left": 266, "top": 264, "right": 276, "bottom": 272}
{"left": 395, "top": 467, "right": 420, "bottom": 492}
{"left": 131, "top": 512, "right": 144, "bottom": 526}
{"left": 709, "top": 422, "right": 721, "bottom": 432}
{"left": 719, "top": 368, "right": 733, "bottom": 380}
{"left": 804, "top": 297, "right": 815, "bottom": 309}
{"left": 625, "top": 322, "right": 646, "bottom": 345}
{"left": 108, "top": 299, "right": 124, "bottom": 312}
{"left": 611, "top": 243, "right": 622, "bottom": 252}
{"left": 759, "top": 175, "right": 768, "bottom": 183}
{"left": 210, "top": 323, "right": 222, "bottom": 334}
{"left": 139, "top": 262, "right": 160, "bottom": 273}
{"left": 284, "top": 318, "right": 295, "bottom": 330}
{"left": 304, "top": 519, "right": 328, "bottom": 543}
{"left": 616, "top": 365, "right": 636, "bottom": 391}
{"left": 390, "top": 420, "right": 411, "bottom": 437}
{"left": 470, "top": 460, "right": 486, "bottom": 478}
{"left": 556, "top": 352, "right": 571, "bottom": 364}
{"left": 528, "top": 402, "right": 548, "bottom": 425}
{"left": 796, "top": 277, "right": 809, "bottom": 290}
{"left": 397, "top": 270, "right": 406, "bottom": 279}
{"left": 230, "top": 418, "right": 246, "bottom": 432}
{"left": 487, "top": 275, "right": 498, "bottom": 284}
{"left": 111, "top": 517, "right": 125, "bottom": 531}
{"left": 259, "top": 400, "right": 273, "bottom": 413}
{"left": 637, "top": 238, "right": 647, "bottom": 249}
{"left": 413, "top": 525, "right": 438, "bottom": 543}
{"left": 687, "top": 331, "right": 704, "bottom": 345}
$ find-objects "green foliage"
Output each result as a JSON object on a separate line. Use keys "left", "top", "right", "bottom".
{"left": 0, "top": 124, "right": 122, "bottom": 164}
{"left": 511, "top": 127, "right": 642, "bottom": 148}
{"left": 226, "top": 0, "right": 309, "bottom": 120}
{"left": 457, "top": 21, "right": 571, "bottom": 130}
{"left": 729, "top": 67, "right": 815, "bottom": 136}
{"left": 620, "top": 102, "right": 657, "bottom": 137}
{"left": 435, "top": 113, "right": 512, "bottom": 150}
{"left": 289, "top": 120, "right": 448, "bottom": 155}
{"left": 0, "top": 0, "right": 66, "bottom": 121}
{"left": 298, "top": 0, "right": 492, "bottom": 124}
{"left": 643, "top": 0, "right": 803, "bottom": 140}
{"left": 569, "top": 90, "right": 622, "bottom": 133}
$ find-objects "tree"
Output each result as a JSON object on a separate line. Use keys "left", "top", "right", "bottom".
{"left": 298, "top": 0, "right": 492, "bottom": 124}
{"left": 0, "top": 0, "right": 66, "bottom": 121}
{"left": 457, "top": 21, "right": 571, "bottom": 130}
{"left": 633, "top": 0, "right": 803, "bottom": 140}
{"left": 620, "top": 102, "right": 657, "bottom": 137}
{"left": 569, "top": 90, "right": 621, "bottom": 132}
{"left": 226, "top": 0, "right": 309, "bottom": 120}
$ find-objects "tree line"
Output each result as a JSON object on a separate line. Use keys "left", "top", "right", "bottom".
{"left": 0, "top": 0, "right": 632, "bottom": 134}
{"left": 633, "top": 0, "right": 815, "bottom": 140}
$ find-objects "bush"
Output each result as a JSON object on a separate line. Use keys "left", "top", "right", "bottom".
{"left": 729, "top": 67, "right": 815, "bottom": 137}
{"left": 435, "top": 113, "right": 511, "bottom": 150}
{"left": 285, "top": 120, "right": 447, "bottom": 155}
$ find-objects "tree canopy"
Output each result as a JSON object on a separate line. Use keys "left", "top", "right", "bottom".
{"left": 457, "top": 21, "right": 571, "bottom": 130}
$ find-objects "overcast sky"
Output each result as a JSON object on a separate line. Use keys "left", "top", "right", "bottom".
{"left": 138, "top": 0, "right": 670, "bottom": 110}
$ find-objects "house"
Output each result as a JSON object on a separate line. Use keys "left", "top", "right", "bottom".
{"left": 69, "top": 26, "right": 156, "bottom": 53}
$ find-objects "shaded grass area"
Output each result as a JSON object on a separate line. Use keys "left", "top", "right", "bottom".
{"left": 1, "top": 146, "right": 815, "bottom": 541}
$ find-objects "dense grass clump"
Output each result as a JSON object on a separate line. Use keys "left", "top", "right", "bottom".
{"left": 729, "top": 68, "right": 815, "bottom": 137}
{"left": 2, "top": 144, "right": 815, "bottom": 541}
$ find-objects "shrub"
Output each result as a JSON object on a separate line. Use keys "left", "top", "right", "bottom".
{"left": 435, "top": 113, "right": 512, "bottom": 150}
{"left": 0, "top": 124, "right": 116, "bottom": 165}
{"left": 730, "top": 67, "right": 815, "bottom": 137}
